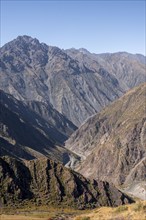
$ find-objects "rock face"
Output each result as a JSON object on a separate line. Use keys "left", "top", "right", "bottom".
{"left": 1, "top": 36, "right": 145, "bottom": 126}
{"left": 0, "top": 90, "right": 77, "bottom": 162}
{"left": 65, "top": 83, "right": 146, "bottom": 186}
{"left": 0, "top": 156, "right": 134, "bottom": 208}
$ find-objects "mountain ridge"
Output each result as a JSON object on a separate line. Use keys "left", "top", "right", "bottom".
{"left": 0, "top": 156, "right": 134, "bottom": 209}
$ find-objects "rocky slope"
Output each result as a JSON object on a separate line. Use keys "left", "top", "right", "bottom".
{"left": 0, "top": 90, "right": 77, "bottom": 162}
{"left": 0, "top": 156, "right": 134, "bottom": 209}
{"left": 65, "top": 83, "right": 146, "bottom": 187}
{"left": 1, "top": 36, "right": 145, "bottom": 126}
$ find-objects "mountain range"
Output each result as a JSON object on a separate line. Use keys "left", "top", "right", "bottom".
{"left": 0, "top": 35, "right": 145, "bottom": 126}
{"left": 0, "top": 36, "right": 145, "bottom": 208}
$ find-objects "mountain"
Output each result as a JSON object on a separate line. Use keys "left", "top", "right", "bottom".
{"left": 1, "top": 36, "right": 145, "bottom": 126}
{"left": 65, "top": 83, "right": 146, "bottom": 188}
{"left": 0, "top": 156, "right": 134, "bottom": 209}
{"left": 0, "top": 90, "right": 77, "bottom": 162}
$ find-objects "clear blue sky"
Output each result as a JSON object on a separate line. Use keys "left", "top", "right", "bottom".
{"left": 1, "top": 0, "right": 145, "bottom": 55}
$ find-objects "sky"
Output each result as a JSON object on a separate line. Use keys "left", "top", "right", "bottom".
{"left": 1, "top": 0, "right": 145, "bottom": 55}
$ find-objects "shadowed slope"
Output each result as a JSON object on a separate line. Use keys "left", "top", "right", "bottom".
{"left": 0, "top": 90, "right": 77, "bottom": 162}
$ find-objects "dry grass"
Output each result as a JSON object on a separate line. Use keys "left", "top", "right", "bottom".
{"left": 74, "top": 201, "right": 146, "bottom": 220}
{"left": 0, "top": 205, "right": 83, "bottom": 220}
{"left": 1, "top": 201, "right": 146, "bottom": 220}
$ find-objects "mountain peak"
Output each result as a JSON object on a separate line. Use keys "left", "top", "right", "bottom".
{"left": 15, "top": 35, "right": 42, "bottom": 47}
{"left": 17, "top": 35, "right": 35, "bottom": 41}
{"left": 1, "top": 35, "right": 44, "bottom": 52}
{"left": 16, "top": 35, "right": 39, "bottom": 46}
{"left": 79, "top": 48, "right": 91, "bottom": 54}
